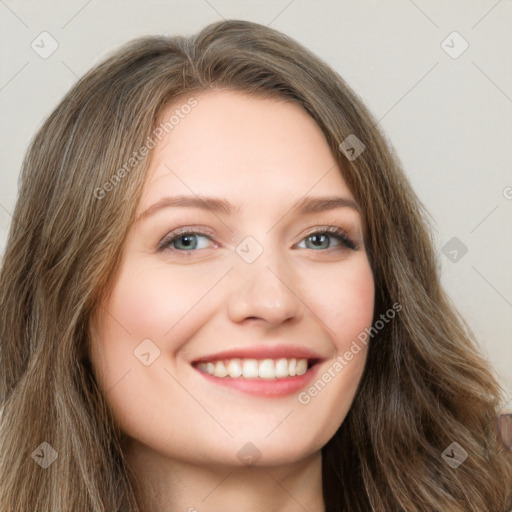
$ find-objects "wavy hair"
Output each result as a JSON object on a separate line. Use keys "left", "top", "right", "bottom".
{"left": 1, "top": 19, "right": 510, "bottom": 512}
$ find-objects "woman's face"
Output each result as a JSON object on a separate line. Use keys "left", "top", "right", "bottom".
{"left": 90, "top": 90, "right": 374, "bottom": 468}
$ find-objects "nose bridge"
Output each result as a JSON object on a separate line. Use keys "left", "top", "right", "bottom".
{"left": 227, "top": 234, "right": 302, "bottom": 325}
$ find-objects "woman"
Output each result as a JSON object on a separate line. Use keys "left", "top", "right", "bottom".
{"left": 0, "top": 19, "right": 510, "bottom": 512}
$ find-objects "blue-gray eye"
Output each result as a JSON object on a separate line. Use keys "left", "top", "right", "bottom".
{"left": 298, "top": 227, "right": 358, "bottom": 251}
{"left": 158, "top": 226, "right": 359, "bottom": 253}
{"left": 159, "top": 231, "right": 212, "bottom": 251}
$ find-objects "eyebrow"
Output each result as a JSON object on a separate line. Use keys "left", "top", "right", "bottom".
{"left": 135, "top": 194, "right": 360, "bottom": 224}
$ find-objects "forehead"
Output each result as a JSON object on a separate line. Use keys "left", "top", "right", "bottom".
{"left": 141, "top": 89, "right": 355, "bottom": 209}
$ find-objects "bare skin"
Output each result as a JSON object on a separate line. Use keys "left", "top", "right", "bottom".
{"left": 89, "top": 89, "right": 375, "bottom": 512}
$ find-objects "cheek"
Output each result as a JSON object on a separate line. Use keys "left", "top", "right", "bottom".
{"left": 109, "top": 264, "right": 185, "bottom": 334}
{"left": 293, "top": 256, "right": 374, "bottom": 446}
{"left": 310, "top": 255, "right": 375, "bottom": 348}
{"left": 87, "top": 263, "right": 171, "bottom": 391}
{"left": 88, "top": 260, "right": 225, "bottom": 391}
{"left": 102, "top": 261, "right": 218, "bottom": 342}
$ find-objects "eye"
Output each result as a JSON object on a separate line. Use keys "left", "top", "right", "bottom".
{"left": 158, "top": 225, "right": 359, "bottom": 254}
{"left": 297, "top": 226, "right": 359, "bottom": 251}
{"left": 158, "top": 228, "right": 215, "bottom": 252}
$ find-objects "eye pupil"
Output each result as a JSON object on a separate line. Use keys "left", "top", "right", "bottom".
{"left": 176, "top": 234, "right": 197, "bottom": 250}
{"left": 308, "top": 234, "right": 328, "bottom": 249}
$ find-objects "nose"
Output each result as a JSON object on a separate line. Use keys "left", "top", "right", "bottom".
{"left": 226, "top": 248, "right": 303, "bottom": 327}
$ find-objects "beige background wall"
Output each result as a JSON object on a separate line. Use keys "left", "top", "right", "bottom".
{"left": 1, "top": 0, "right": 511, "bottom": 406}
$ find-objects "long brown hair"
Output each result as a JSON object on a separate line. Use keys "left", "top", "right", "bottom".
{"left": 1, "top": 19, "right": 510, "bottom": 512}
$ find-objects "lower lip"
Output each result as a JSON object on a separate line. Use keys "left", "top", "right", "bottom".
{"left": 193, "top": 363, "right": 322, "bottom": 397}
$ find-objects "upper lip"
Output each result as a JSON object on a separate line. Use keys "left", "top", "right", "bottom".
{"left": 191, "top": 344, "right": 326, "bottom": 364}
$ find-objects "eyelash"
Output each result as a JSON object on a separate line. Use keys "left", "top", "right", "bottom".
{"left": 157, "top": 225, "right": 359, "bottom": 254}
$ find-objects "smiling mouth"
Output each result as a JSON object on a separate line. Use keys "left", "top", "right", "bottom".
{"left": 193, "top": 357, "right": 320, "bottom": 380}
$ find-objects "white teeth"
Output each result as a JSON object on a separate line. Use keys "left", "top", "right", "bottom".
{"left": 213, "top": 361, "right": 227, "bottom": 377}
{"left": 197, "top": 357, "right": 311, "bottom": 379}
{"left": 296, "top": 358, "right": 308, "bottom": 376}
{"left": 227, "top": 358, "right": 242, "bottom": 378}
{"left": 258, "top": 359, "right": 275, "bottom": 379}
{"left": 242, "top": 359, "right": 259, "bottom": 378}
{"left": 275, "top": 358, "right": 289, "bottom": 378}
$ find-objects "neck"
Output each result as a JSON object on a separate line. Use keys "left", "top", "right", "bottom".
{"left": 124, "top": 440, "right": 325, "bottom": 512}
